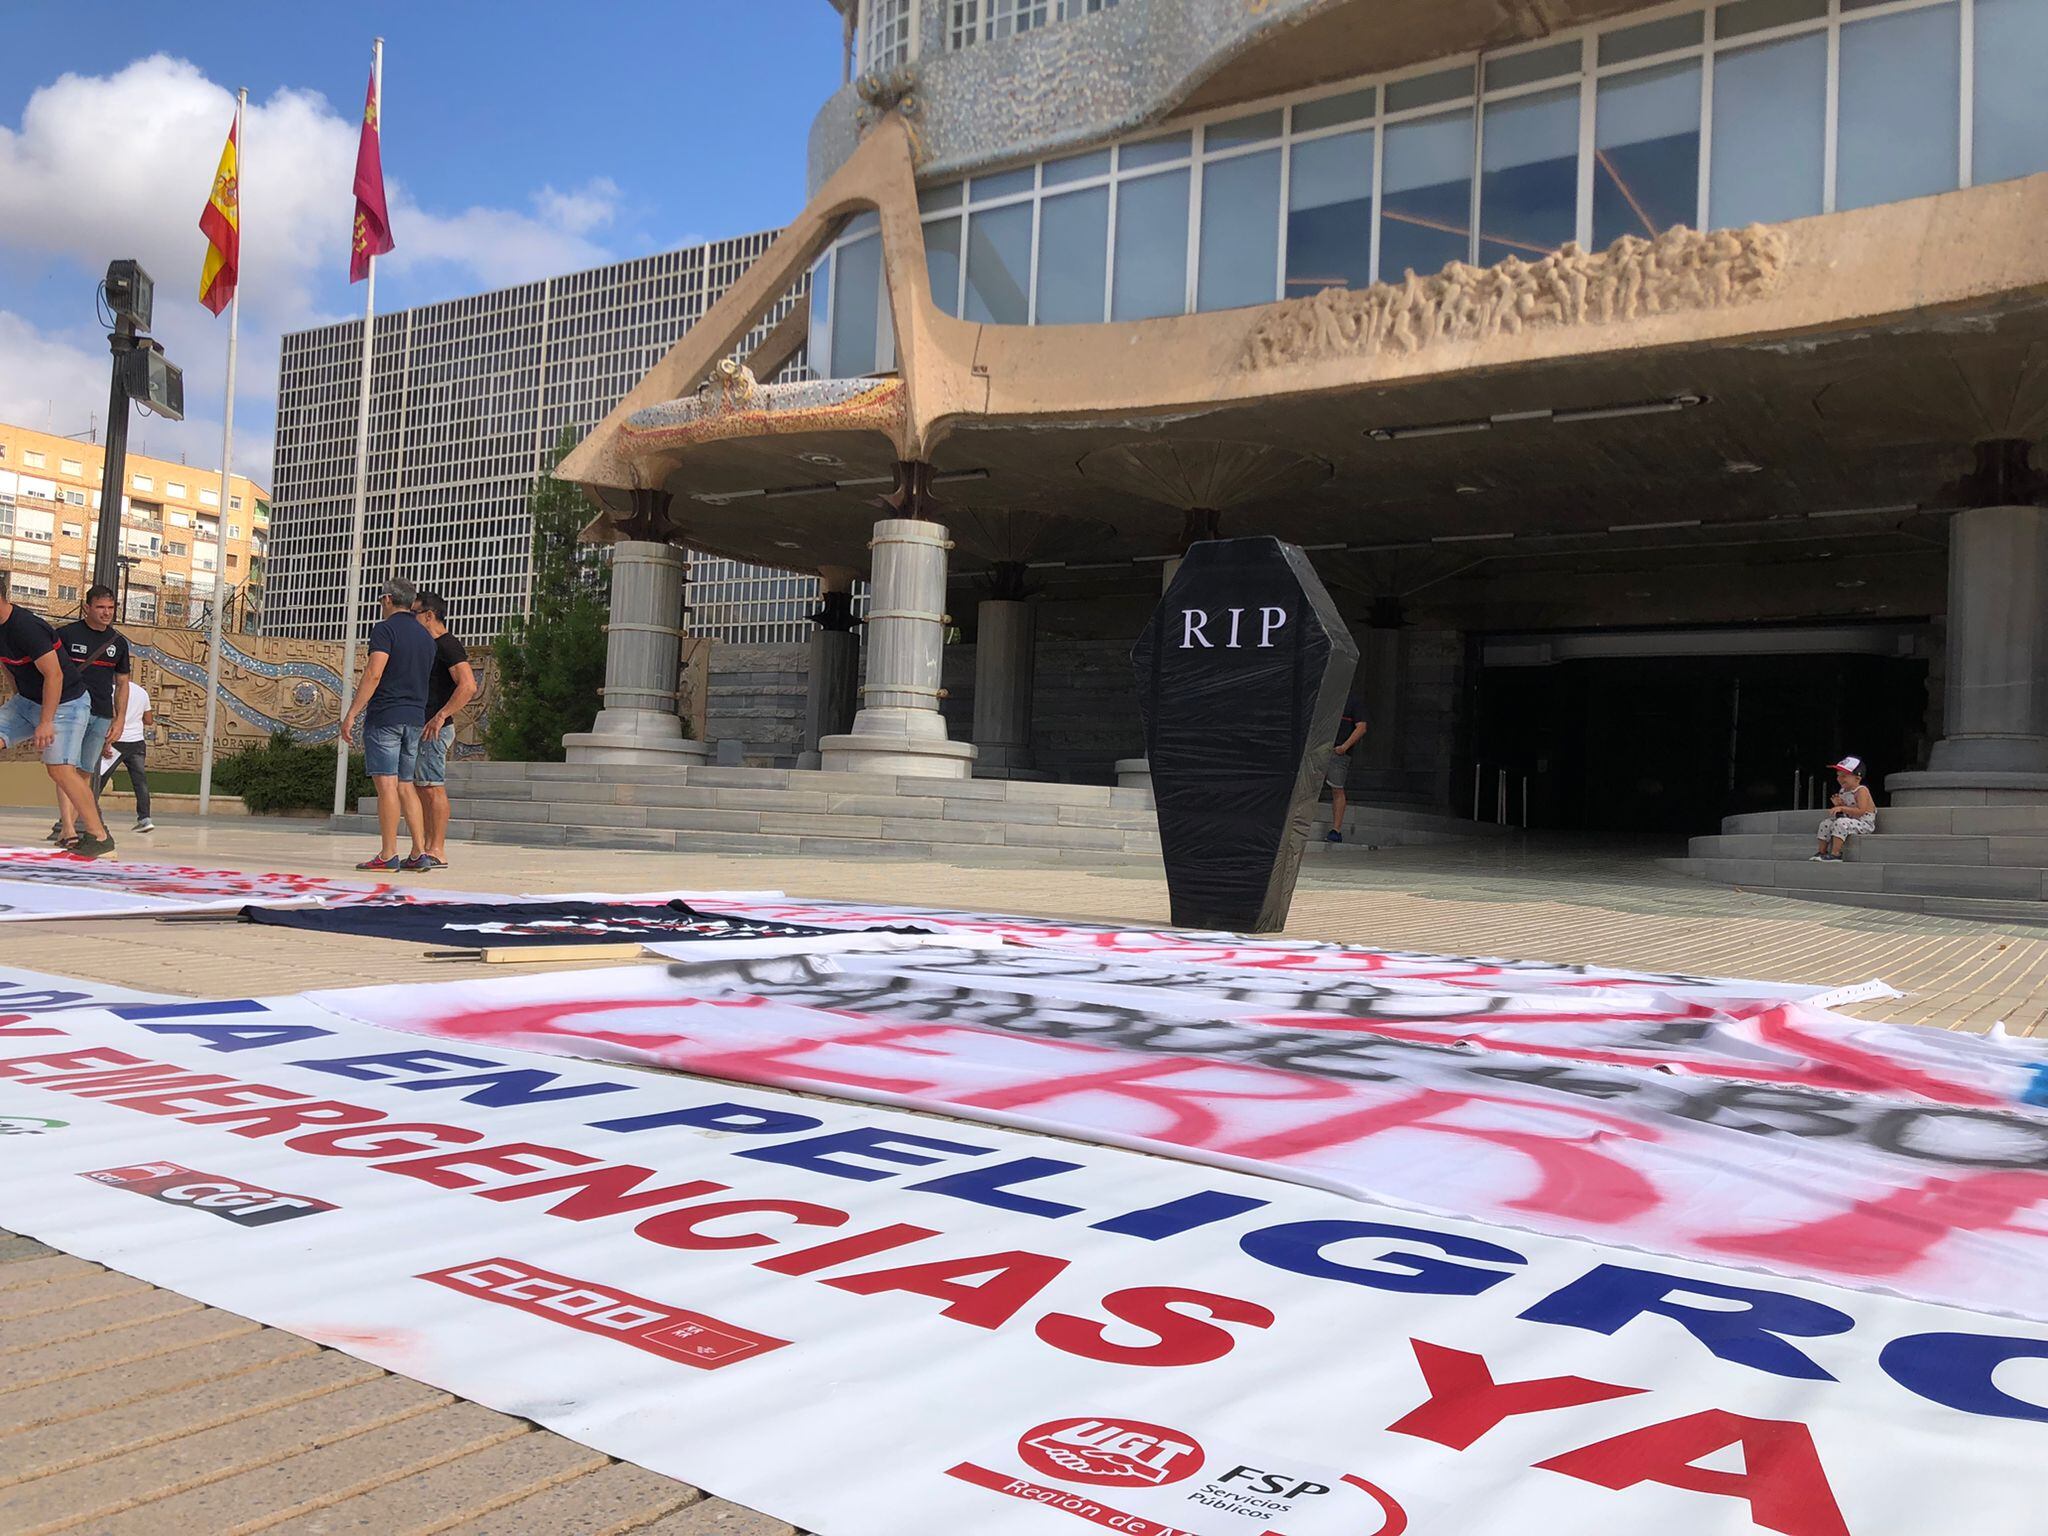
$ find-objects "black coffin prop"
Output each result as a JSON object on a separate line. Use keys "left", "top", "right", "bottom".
{"left": 1133, "top": 537, "right": 1358, "bottom": 933}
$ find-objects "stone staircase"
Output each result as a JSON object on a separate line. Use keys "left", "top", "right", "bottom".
{"left": 335, "top": 761, "right": 1505, "bottom": 866}
{"left": 1665, "top": 805, "right": 2048, "bottom": 920}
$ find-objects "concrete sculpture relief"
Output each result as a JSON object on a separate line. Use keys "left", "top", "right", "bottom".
{"left": 620, "top": 377, "right": 907, "bottom": 453}
{"left": 1241, "top": 224, "right": 1789, "bottom": 369}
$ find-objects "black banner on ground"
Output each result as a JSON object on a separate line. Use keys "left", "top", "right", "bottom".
{"left": 1132, "top": 537, "right": 1357, "bottom": 932}
{"left": 241, "top": 899, "right": 918, "bottom": 949}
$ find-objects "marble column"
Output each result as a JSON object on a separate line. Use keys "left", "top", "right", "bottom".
{"left": 563, "top": 537, "right": 710, "bottom": 766}
{"left": 820, "top": 515, "right": 976, "bottom": 778}
{"left": 972, "top": 563, "right": 1043, "bottom": 779}
{"left": 799, "top": 566, "right": 861, "bottom": 770}
{"left": 1889, "top": 498, "right": 2048, "bottom": 802}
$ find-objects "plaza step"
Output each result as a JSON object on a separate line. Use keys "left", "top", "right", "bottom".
{"left": 1669, "top": 803, "right": 2048, "bottom": 920}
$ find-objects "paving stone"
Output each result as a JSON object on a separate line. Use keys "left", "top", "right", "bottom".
{"left": 881, "top": 816, "right": 1002, "bottom": 845}
{"left": 0, "top": 1288, "right": 208, "bottom": 1358}
{"left": 0, "top": 1270, "right": 150, "bottom": 1321}
{"left": 546, "top": 802, "right": 649, "bottom": 828}
{"left": 708, "top": 789, "right": 828, "bottom": 812}
{"left": 0, "top": 1256, "right": 101, "bottom": 1293}
{"left": 0, "top": 1306, "right": 261, "bottom": 1394}
{"left": 437, "top": 1461, "right": 701, "bottom": 1535}
{"left": 1005, "top": 821, "right": 1127, "bottom": 850}
{"left": 255, "top": 1423, "right": 605, "bottom": 1535}
{"left": 643, "top": 809, "right": 765, "bottom": 834}
{"left": 757, "top": 812, "right": 884, "bottom": 838}
{"left": 635, "top": 1496, "right": 799, "bottom": 1535}
{"left": 0, "top": 1328, "right": 319, "bottom": 1435}
{"left": 0, "top": 1238, "right": 55, "bottom": 1265}
{"left": 940, "top": 796, "right": 1060, "bottom": 825}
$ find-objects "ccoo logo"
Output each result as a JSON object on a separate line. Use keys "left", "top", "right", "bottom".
{"left": 1018, "top": 1417, "right": 1205, "bottom": 1487}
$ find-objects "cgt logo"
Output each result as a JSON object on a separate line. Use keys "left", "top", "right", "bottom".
{"left": 1019, "top": 1418, "right": 1205, "bottom": 1488}
{"left": 81, "top": 1163, "right": 335, "bottom": 1227}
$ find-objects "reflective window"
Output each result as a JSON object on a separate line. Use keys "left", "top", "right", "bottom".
{"left": 1600, "top": 11, "right": 1703, "bottom": 65}
{"left": 1294, "top": 87, "right": 1376, "bottom": 133}
{"left": 1036, "top": 185, "right": 1110, "bottom": 322}
{"left": 1974, "top": 0, "right": 2048, "bottom": 186}
{"left": 1043, "top": 148, "right": 1112, "bottom": 186}
{"left": 1287, "top": 129, "right": 1374, "bottom": 295}
{"left": 965, "top": 202, "right": 1033, "bottom": 323}
{"left": 1480, "top": 85, "right": 1578, "bottom": 261}
{"left": 1387, "top": 65, "right": 1473, "bottom": 114}
{"left": 830, "top": 235, "right": 883, "bottom": 376}
{"left": 1198, "top": 149, "right": 1281, "bottom": 310}
{"left": 1120, "top": 132, "right": 1191, "bottom": 170}
{"left": 1837, "top": 3, "right": 1958, "bottom": 211}
{"left": 1112, "top": 170, "right": 1190, "bottom": 320}
{"left": 1709, "top": 33, "right": 1825, "bottom": 228}
{"left": 925, "top": 216, "right": 964, "bottom": 316}
{"left": 1484, "top": 41, "right": 1579, "bottom": 92}
{"left": 971, "top": 166, "right": 1037, "bottom": 202}
{"left": 1381, "top": 108, "right": 1472, "bottom": 280}
{"left": 1208, "top": 109, "right": 1284, "bottom": 149}
{"left": 1594, "top": 59, "right": 1701, "bottom": 247}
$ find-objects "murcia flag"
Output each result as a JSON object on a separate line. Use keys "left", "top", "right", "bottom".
{"left": 349, "top": 67, "right": 393, "bottom": 282}
{"left": 198, "top": 116, "right": 239, "bottom": 314}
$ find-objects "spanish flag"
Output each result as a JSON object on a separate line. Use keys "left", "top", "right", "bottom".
{"left": 198, "top": 114, "right": 239, "bottom": 315}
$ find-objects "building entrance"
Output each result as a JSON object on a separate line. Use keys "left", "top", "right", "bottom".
{"left": 1471, "top": 628, "right": 1931, "bottom": 835}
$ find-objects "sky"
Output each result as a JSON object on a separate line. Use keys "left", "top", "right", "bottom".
{"left": 0, "top": 0, "right": 845, "bottom": 491}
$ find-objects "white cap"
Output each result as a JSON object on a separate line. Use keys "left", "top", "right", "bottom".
{"left": 1830, "top": 755, "right": 1864, "bottom": 775}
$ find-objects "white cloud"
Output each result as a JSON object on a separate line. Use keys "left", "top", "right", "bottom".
{"left": 0, "top": 54, "right": 623, "bottom": 483}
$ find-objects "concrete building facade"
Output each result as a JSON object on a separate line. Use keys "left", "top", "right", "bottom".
{"left": 0, "top": 421, "right": 268, "bottom": 630}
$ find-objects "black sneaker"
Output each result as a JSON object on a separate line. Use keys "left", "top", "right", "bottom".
{"left": 133, "top": 818, "right": 155, "bottom": 833}
{"left": 45, "top": 822, "right": 64, "bottom": 844}
{"left": 69, "top": 834, "right": 117, "bottom": 860}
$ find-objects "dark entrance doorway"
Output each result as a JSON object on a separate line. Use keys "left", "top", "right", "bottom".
{"left": 1472, "top": 631, "right": 1930, "bottom": 834}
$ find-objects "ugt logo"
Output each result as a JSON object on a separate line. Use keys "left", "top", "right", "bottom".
{"left": 1018, "top": 1417, "right": 1205, "bottom": 1487}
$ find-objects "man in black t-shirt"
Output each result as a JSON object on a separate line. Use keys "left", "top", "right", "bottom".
{"left": 405, "top": 591, "right": 477, "bottom": 871}
{"left": 55, "top": 586, "right": 131, "bottom": 846}
{"left": 340, "top": 576, "right": 435, "bottom": 870}
{"left": 0, "top": 574, "right": 114, "bottom": 857}
{"left": 1324, "top": 694, "right": 1368, "bottom": 844}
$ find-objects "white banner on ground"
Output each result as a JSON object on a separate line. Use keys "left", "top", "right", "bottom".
{"left": 315, "top": 952, "right": 2048, "bottom": 1322}
{"left": 0, "top": 994, "right": 2043, "bottom": 1536}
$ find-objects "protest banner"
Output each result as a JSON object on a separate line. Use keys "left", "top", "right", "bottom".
{"left": 0, "top": 991, "right": 2043, "bottom": 1535}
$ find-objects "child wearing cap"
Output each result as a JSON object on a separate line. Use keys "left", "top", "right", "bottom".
{"left": 1812, "top": 756, "right": 1876, "bottom": 861}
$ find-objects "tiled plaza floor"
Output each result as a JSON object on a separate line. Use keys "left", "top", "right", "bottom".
{"left": 2, "top": 807, "right": 2044, "bottom": 1532}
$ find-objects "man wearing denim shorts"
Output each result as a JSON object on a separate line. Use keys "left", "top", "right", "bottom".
{"left": 403, "top": 591, "right": 477, "bottom": 871}
{"left": 0, "top": 574, "right": 115, "bottom": 857}
{"left": 55, "top": 586, "right": 131, "bottom": 847}
{"left": 339, "top": 576, "right": 434, "bottom": 871}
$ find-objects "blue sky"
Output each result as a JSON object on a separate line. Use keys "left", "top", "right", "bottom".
{"left": 0, "top": 1, "right": 843, "bottom": 485}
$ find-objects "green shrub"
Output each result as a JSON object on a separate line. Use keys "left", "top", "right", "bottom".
{"left": 215, "top": 730, "right": 370, "bottom": 814}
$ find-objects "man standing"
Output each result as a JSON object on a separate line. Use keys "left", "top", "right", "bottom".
{"left": 97, "top": 676, "right": 155, "bottom": 833}
{"left": 339, "top": 576, "right": 434, "bottom": 871}
{"left": 0, "top": 575, "right": 114, "bottom": 857}
{"left": 1324, "top": 694, "right": 1368, "bottom": 844}
{"left": 405, "top": 591, "right": 477, "bottom": 871}
{"left": 55, "top": 586, "right": 131, "bottom": 847}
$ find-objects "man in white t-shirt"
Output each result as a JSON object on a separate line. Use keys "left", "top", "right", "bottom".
{"left": 96, "top": 678, "right": 155, "bottom": 832}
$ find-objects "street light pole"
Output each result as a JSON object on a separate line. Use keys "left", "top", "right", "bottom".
{"left": 92, "top": 324, "right": 138, "bottom": 595}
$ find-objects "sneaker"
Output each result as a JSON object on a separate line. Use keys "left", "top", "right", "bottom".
{"left": 355, "top": 854, "right": 404, "bottom": 871}
{"left": 414, "top": 854, "right": 448, "bottom": 872}
{"left": 1324, "top": 830, "right": 1343, "bottom": 844}
{"left": 399, "top": 853, "right": 427, "bottom": 871}
{"left": 69, "top": 834, "right": 116, "bottom": 860}
{"left": 1809, "top": 853, "right": 1829, "bottom": 861}
{"left": 133, "top": 818, "right": 155, "bottom": 833}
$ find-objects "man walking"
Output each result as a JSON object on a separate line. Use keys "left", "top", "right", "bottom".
{"left": 339, "top": 576, "right": 434, "bottom": 871}
{"left": 1324, "top": 694, "right": 1368, "bottom": 844}
{"left": 0, "top": 575, "right": 114, "bottom": 857}
{"left": 405, "top": 591, "right": 477, "bottom": 871}
{"left": 55, "top": 586, "right": 131, "bottom": 847}
{"left": 97, "top": 676, "right": 155, "bottom": 833}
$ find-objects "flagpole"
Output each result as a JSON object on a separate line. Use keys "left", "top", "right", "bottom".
{"left": 333, "top": 37, "right": 382, "bottom": 819}
{"left": 199, "top": 86, "right": 246, "bottom": 819}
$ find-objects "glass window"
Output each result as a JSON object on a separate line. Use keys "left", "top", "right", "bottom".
{"left": 1380, "top": 108, "right": 1473, "bottom": 279}
{"left": 1036, "top": 185, "right": 1110, "bottom": 323}
{"left": 925, "top": 216, "right": 964, "bottom": 315}
{"left": 1043, "top": 148, "right": 1112, "bottom": 186}
{"left": 1294, "top": 87, "right": 1376, "bottom": 134}
{"left": 965, "top": 202, "right": 1033, "bottom": 323}
{"left": 1112, "top": 169, "right": 1191, "bottom": 320}
{"left": 970, "top": 166, "right": 1036, "bottom": 202}
{"left": 1387, "top": 65, "right": 1474, "bottom": 114}
{"left": 1120, "top": 132, "right": 1191, "bottom": 170}
{"left": 809, "top": 253, "right": 833, "bottom": 371}
{"left": 919, "top": 182, "right": 965, "bottom": 212}
{"left": 1484, "top": 41, "right": 1579, "bottom": 92}
{"left": 1974, "top": 0, "right": 2048, "bottom": 186}
{"left": 1479, "top": 84, "right": 1578, "bottom": 261}
{"left": 1594, "top": 59, "right": 1701, "bottom": 247}
{"left": 1836, "top": 4, "right": 1959, "bottom": 212}
{"left": 1197, "top": 148, "right": 1281, "bottom": 310}
{"left": 1287, "top": 128, "right": 1374, "bottom": 296}
{"left": 1709, "top": 33, "right": 1825, "bottom": 228}
{"left": 1206, "top": 109, "right": 1284, "bottom": 150}
{"left": 1600, "top": 12, "right": 1705, "bottom": 65}
{"left": 1715, "top": 0, "right": 1825, "bottom": 40}
{"left": 830, "top": 235, "right": 883, "bottom": 377}
{"left": 59, "top": 458, "right": 81, "bottom": 475}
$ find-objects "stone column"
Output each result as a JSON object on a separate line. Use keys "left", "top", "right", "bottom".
{"left": 563, "top": 538, "right": 710, "bottom": 766}
{"left": 820, "top": 515, "right": 975, "bottom": 778}
{"left": 799, "top": 566, "right": 861, "bottom": 770}
{"left": 1889, "top": 501, "right": 2048, "bottom": 802}
{"left": 972, "top": 563, "right": 1043, "bottom": 779}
